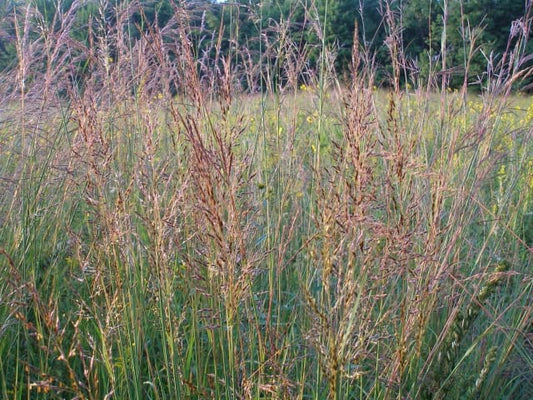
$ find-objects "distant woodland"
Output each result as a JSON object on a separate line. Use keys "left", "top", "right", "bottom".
{"left": 0, "top": 0, "right": 531, "bottom": 90}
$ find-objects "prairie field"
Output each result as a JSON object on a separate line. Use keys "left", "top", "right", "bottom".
{"left": 0, "top": 1, "right": 532, "bottom": 399}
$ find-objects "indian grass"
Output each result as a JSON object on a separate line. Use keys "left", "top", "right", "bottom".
{"left": 0, "top": 1, "right": 532, "bottom": 399}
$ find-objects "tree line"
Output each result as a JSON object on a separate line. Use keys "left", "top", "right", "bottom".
{"left": 0, "top": 0, "right": 530, "bottom": 91}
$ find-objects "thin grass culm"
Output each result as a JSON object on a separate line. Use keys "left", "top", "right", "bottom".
{"left": 0, "top": 0, "right": 532, "bottom": 399}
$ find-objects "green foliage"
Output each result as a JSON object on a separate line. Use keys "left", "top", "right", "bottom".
{"left": 0, "top": 0, "right": 529, "bottom": 87}
{"left": 0, "top": 2, "right": 532, "bottom": 399}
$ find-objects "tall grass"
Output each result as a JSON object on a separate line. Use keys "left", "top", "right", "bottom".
{"left": 0, "top": 0, "right": 532, "bottom": 399}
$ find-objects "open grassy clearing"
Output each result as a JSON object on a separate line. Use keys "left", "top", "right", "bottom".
{"left": 1, "top": 84, "right": 532, "bottom": 399}
{"left": 0, "top": 2, "right": 532, "bottom": 399}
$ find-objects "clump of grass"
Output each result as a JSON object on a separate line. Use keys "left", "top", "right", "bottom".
{"left": 0, "top": 1, "right": 532, "bottom": 399}
{"left": 423, "top": 262, "right": 510, "bottom": 399}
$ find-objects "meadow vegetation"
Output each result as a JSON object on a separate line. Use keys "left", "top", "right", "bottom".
{"left": 0, "top": 1, "right": 532, "bottom": 399}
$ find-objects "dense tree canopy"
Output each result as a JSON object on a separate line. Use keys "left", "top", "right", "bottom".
{"left": 0, "top": 0, "right": 530, "bottom": 89}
